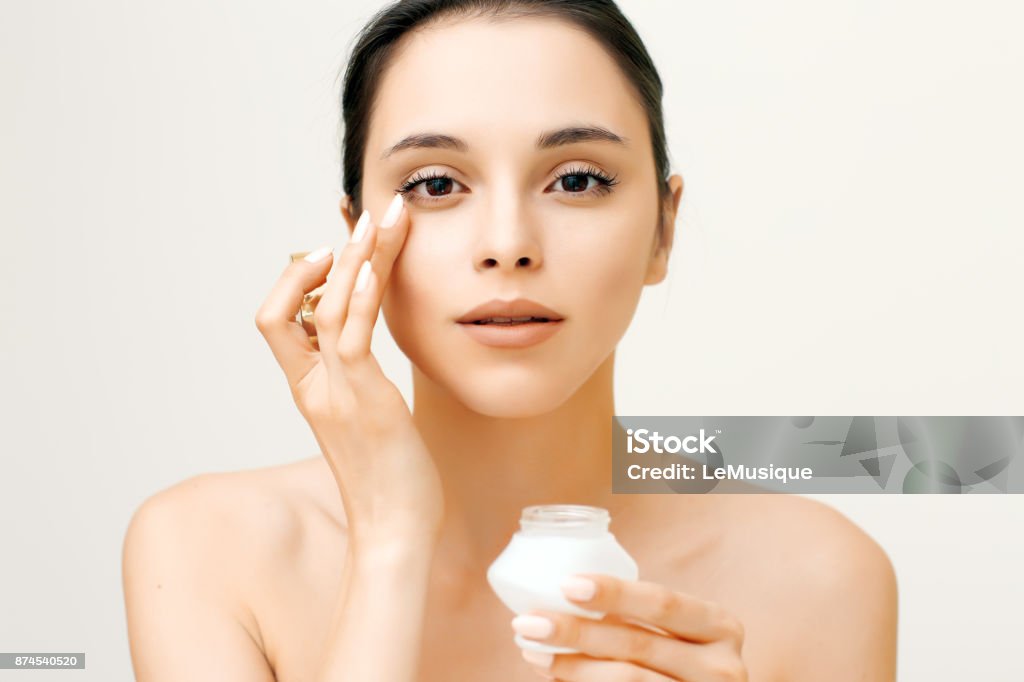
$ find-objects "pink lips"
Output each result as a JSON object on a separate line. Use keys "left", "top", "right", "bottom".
{"left": 456, "top": 297, "right": 565, "bottom": 324}
{"left": 457, "top": 319, "right": 565, "bottom": 348}
{"left": 455, "top": 297, "right": 566, "bottom": 349}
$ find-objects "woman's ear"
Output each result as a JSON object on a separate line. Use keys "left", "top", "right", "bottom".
{"left": 644, "top": 174, "right": 683, "bottom": 285}
{"left": 339, "top": 195, "right": 358, "bottom": 234}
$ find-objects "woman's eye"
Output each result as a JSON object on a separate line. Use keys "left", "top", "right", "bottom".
{"left": 420, "top": 177, "right": 460, "bottom": 198}
{"left": 548, "top": 168, "right": 619, "bottom": 198}
{"left": 552, "top": 173, "right": 602, "bottom": 194}
{"left": 397, "top": 173, "right": 464, "bottom": 203}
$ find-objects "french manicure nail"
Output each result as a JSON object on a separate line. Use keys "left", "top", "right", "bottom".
{"left": 511, "top": 614, "right": 554, "bottom": 639}
{"left": 303, "top": 245, "right": 333, "bottom": 263}
{"left": 380, "top": 193, "right": 404, "bottom": 228}
{"left": 561, "top": 576, "right": 596, "bottom": 601}
{"left": 354, "top": 260, "right": 372, "bottom": 293}
{"left": 521, "top": 649, "right": 554, "bottom": 669}
{"left": 351, "top": 209, "right": 371, "bottom": 243}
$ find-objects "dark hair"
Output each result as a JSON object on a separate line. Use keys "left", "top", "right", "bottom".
{"left": 338, "top": 0, "right": 674, "bottom": 243}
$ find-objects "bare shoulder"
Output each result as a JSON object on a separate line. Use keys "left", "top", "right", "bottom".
{"left": 124, "top": 460, "right": 309, "bottom": 558}
{"left": 752, "top": 494, "right": 896, "bottom": 586}
{"left": 729, "top": 492, "right": 869, "bottom": 537}
{"left": 121, "top": 458, "right": 334, "bottom": 661}
{"left": 124, "top": 457, "right": 344, "bottom": 577}
{"left": 723, "top": 495, "right": 899, "bottom": 681}
{"left": 121, "top": 467, "right": 285, "bottom": 680}
{"left": 706, "top": 494, "right": 897, "bottom": 594}
{"left": 657, "top": 492, "right": 894, "bottom": 563}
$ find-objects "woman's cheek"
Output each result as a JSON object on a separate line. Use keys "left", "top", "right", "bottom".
{"left": 380, "top": 261, "right": 438, "bottom": 360}
{"left": 578, "top": 231, "right": 649, "bottom": 326}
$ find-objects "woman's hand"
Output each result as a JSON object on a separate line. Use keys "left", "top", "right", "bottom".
{"left": 254, "top": 195, "right": 445, "bottom": 543}
{"left": 512, "top": 574, "right": 748, "bottom": 681}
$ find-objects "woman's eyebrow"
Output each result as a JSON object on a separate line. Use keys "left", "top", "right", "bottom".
{"left": 379, "top": 124, "right": 629, "bottom": 160}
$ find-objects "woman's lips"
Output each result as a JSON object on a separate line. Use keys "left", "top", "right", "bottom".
{"left": 456, "top": 319, "right": 565, "bottom": 348}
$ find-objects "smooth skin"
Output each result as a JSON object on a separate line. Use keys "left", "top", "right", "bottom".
{"left": 122, "top": 15, "right": 898, "bottom": 682}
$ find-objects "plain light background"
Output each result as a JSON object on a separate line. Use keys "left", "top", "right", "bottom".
{"left": 2, "top": 0, "right": 1022, "bottom": 679}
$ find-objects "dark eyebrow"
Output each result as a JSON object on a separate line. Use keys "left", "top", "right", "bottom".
{"left": 379, "top": 124, "right": 629, "bottom": 160}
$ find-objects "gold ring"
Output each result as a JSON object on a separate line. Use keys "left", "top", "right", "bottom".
{"left": 288, "top": 251, "right": 326, "bottom": 350}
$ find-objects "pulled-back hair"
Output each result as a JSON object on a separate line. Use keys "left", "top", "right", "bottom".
{"left": 339, "top": 0, "right": 673, "bottom": 240}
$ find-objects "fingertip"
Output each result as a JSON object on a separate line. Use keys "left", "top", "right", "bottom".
{"left": 354, "top": 259, "right": 373, "bottom": 293}
{"left": 560, "top": 575, "right": 598, "bottom": 602}
{"left": 380, "top": 193, "right": 406, "bottom": 229}
{"left": 350, "top": 209, "right": 372, "bottom": 243}
{"left": 302, "top": 245, "right": 334, "bottom": 264}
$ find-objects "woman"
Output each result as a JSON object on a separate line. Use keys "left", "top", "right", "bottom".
{"left": 122, "top": 1, "right": 898, "bottom": 680}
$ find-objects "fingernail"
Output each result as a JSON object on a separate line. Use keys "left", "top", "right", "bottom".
{"left": 380, "top": 193, "right": 404, "bottom": 228}
{"left": 303, "top": 245, "right": 333, "bottom": 263}
{"left": 511, "top": 614, "right": 553, "bottom": 640}
{"left": 521, "top": 649, "right": 554, "bottom": 669}
{"left": 351, "top": 209, "right": 371, "bottom": 243}
{"left": 561, "top": 576, "right": 596, "bottom": 601}
{"left": 354, "top": 260, "right": 372, "bottom": 293}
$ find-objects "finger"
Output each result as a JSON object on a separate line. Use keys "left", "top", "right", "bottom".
{"left": 335, "top": 259, "right": 388, "bottom": 391}
{"left": 336, "top": 194, "right": 407, "bottom": 387}
{"left": 515, "top": 612, "right": 700, "bottom": 681}
{"left": 525, "top": 651, "right": 677, "bottom": 682}
{"left": 313, "top": 208, "right": 378, "bottom": 377}
{"left": 600, "top": 612, "right": 673, "bottom": 638}
{"left": 365, "top": 193, "right": 410, "bottom": 294}
{"left": 254, "top": 245, "right": 334, "bottom": 386}
{"left": 561, "top": 575, "right": 743, "bottom": 644}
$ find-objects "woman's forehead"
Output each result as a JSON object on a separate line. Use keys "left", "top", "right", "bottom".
{"left": 367, "top": 17, "right": 646, "bottom": 160}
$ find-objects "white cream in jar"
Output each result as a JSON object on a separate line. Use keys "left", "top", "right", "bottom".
{"left": 487, "top": 504, "right": 639, "bottom": 654}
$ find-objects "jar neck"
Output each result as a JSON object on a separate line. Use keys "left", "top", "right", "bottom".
{"left": 518, "top": 504, "right": 610, "bottom": 538}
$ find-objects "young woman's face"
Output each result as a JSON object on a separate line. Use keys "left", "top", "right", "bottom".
{"left": 359, "top": 17, "right": 679, "bottom": 418}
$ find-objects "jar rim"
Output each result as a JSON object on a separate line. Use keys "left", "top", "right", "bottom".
{"left": 520, "top": 504, "right": 610, "bottom": 528}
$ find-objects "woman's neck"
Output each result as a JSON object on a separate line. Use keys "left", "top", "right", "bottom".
{"left": 411, "top": 352, "right": 622, "bottom": 574}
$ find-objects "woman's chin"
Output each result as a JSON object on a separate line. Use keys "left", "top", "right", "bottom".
{"left": 455, "top": 376, "right": 576, "bottom": 419}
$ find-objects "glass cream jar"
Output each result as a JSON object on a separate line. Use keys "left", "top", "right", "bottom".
{"left": 487, "top": 504, "right": 639, "bottom": 654}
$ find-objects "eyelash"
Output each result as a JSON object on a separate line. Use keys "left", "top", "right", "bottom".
{"left": 395, "top": 164, "right": 620, "bottom": 204}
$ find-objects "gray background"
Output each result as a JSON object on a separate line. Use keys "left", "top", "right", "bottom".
{"left": 2, "top": 0, "right": 1022, "bottom": 679}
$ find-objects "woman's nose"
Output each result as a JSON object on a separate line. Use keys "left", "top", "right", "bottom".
{"left": 471, "top": 199, "right": 543, "bottom": 272}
